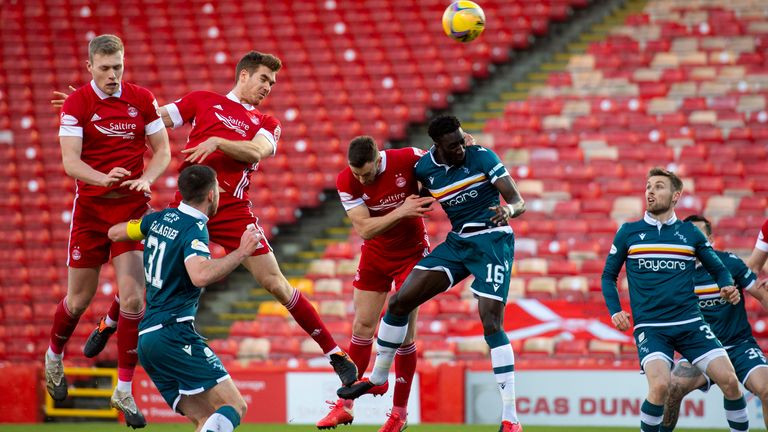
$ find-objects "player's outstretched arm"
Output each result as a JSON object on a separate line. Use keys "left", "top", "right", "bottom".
{"left": 182, "top": 135, "right": 274, "bottom": 165}
{"left": 747, "top": 279, "right": 768, "bottom": 311}
{"left": 185, "top": 226, "right": 263, "bottom": 287}
{"left": 489, "top": 176, "right": 525, "bottom": 226}
{"left": 122, "top": 128, "right": 171, "bottom": 193}
{"left": 108, "top": 219, "right": 146, "bottom": 243}
{"left": 61, "top": 136, "right": 131, "bottom": 187}
{"left": 346, "top": 195, "right": 434, "bottom": 240}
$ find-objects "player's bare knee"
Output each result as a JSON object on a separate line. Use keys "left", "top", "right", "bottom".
{"left": 352, "top": 319, "right": 377, "bottom": 339}
{"left": 716, "top": 373, "right": 741, "bottom": 396}
{"left": 117, "top": 293, "right": 144, "bottom": 313}
{"left": 262, "top": 275, "right": 292, "bottom": 301}
{"left": 66, "top": 296, "right": 91, "bottom": 316}
{"left": 387, "top": 295, "right": 410, "bottom": 316}
{"left": 649, "top": 380, "right": 670, "bottom": 401}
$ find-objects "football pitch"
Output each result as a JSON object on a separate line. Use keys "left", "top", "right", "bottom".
{"left": 0, "top": 424, "right": 727, "bottom": 432}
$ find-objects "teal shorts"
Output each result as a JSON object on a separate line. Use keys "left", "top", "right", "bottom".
{"left": 138, "top": 322, "right": 230, "bottom": 413}
{"left": 727, "top": 340, "right": 768, "bottom": 385}
{"left": 634, "top": 319, "right": 725, "bottom": 371}
{"left": 414, "top": 228, "right": 514, "bottom": 303}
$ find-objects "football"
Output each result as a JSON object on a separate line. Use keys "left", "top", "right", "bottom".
{"left": 442, "top": 1, "right": 486, "bottom": 43}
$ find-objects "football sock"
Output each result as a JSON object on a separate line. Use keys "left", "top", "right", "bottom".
{"left": 201, "top": 405, "right": 241, "bottom": 432}
{"left": 116, "top": 307, "right": 143, "bottom": 387}
{"left": 486, "top": 331, "right": 518, "bottom": 423}
{"left": 641, "top": 399, "right": 664, "bottom": 432}
{"left": 658, "top": 426, "right": 674, "bottom": 432}
{"left": 105, "top": 295, "right": 120, "bottom": 327}
{"left": 393, "top": 342, "right": 417, "bottom": 411}
{"left": 348, "top": 335, "right": 374, "bottom": 379}
{"left": 49, "top": 297, "right": 80, "bottom": 355}
{"left": 724, "top": 396, "right": 749, "bottom": 432}
{"left": 370, "top": 312, "right": 409, "bottom": 385}
{"left": 285, "top": 289, "right": 338, "bottom": 355}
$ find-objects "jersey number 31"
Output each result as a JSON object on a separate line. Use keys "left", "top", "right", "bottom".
{"left": 145, "top": 235, "right": 166, "bottom": 289}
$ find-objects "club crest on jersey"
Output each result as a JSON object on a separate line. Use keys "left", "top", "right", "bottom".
{"left": 71, "top": 247, "right": 82, "bottom": 261}
{"left": 395, "top": 174, "right": 406, "bottom": 188}
{"left": 127, "top": 106, "right": 138, "bottom": 117}
{"left": 274, "top": 125, "right": 281, "bottom": 142}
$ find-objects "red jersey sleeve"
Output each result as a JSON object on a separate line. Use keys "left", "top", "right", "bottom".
{"left": 256, "top": 114, "right": 281, "bottom": 156}
{"left": 757, "top": 219, "right": 768, "bottom": 252}
{"left": 59, "top": 91, "right": 86, "bottom": 138}
{"left": 140, "top": 87, "right": 164, "bottom": 136}
{"left": 164, "top": 91, "right": 202, "bottom": 129}
{"left": 336, "top": 169, "right": 364, "bottom": 211}
{"left": 406, "top": 147, "right": 426, "bottom": 166}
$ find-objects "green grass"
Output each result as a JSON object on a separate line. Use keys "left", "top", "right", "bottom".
{"left": 0, "top": 424, "right": 728, "bottom": 432}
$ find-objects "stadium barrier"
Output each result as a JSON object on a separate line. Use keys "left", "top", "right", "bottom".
{"left": 5, "top": 362, "right": 764, "bottom": 427}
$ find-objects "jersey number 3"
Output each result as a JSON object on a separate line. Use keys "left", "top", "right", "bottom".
{"left": 145, "top": 235, "right": 166, "bottom": 289}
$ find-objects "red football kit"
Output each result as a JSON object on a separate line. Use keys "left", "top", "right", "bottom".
{"left": 165, "top": 91, "right": 282, "bottom": 255}
{"left": 756, "top": 219, "right": 768, "bottom": 253}
{"left": 59, "top": 80, "right": 164, "bottom": 267}
{"left": 336, "top": 148, "right": 430, "bottom": 292}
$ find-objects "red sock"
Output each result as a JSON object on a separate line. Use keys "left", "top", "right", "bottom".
{"left": 348, "top": 335, "right": 374, "bottom": 379}
{"left": 117, "top": 308, "right": 143, "bottom": 382}
{"left": 285, "top": 290, "right": 337, "bottom": 354}
{"left": 106, "top": 295, "right": 120, "bottom": 324}
{"left": 48, "top": 297, "right": 81, "bottom": 355}
{"left": 393, "top": 342, "right": 417, "bottom": 410}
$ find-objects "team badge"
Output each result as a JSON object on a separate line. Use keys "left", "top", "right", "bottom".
{"left": 127, "top": 106, "right": 138, "bottom": 117}
{"left": 395, "top": 175, "right": 406, "bottom": 188}
{"left": 71, "top": 247, "right": 82, "bottom": 261}
{"left": 273, "top": 125, "right": 281, "bottom": 142}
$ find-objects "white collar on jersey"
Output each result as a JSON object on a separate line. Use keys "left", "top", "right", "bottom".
{"left": 226, "top": 91, "right": 255, "bottom": 111}
{"left": 427, "top": 146, "right": 452, "bottom": 172}
{"left": 90, "top": 80, "right": 121, "bottom": 99}
{"left": 377, "top": 150, "right": 387, "bottom": 175}
{"left": 643, "top": 211, "right": 678, "bottom": 227}
{"left": 178, "top": 201, "right": 209, "bottom": 222}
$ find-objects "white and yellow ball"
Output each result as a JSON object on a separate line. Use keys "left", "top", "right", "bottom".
{"left": 442, "top": 1, "right": 486, "bottom": 43}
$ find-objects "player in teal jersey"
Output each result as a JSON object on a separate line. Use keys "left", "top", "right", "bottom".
{"left": 108, "top": 165, "right": 262, "bottom": 432}
{"left": 602, "top": 167, "right": 747, "bottom": 432}
{"left": 337, "top": 115, "right": 526, "bottom": 432}
{"left": 661, "top": 215, "right": 768, "bottom": 431}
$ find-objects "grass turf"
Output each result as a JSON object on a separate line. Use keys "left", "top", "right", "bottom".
{"left": 0, "top": 424, "right": 728, "bottom": 431}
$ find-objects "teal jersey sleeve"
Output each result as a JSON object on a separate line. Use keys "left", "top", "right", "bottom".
{"left": 602, "top": 223, "right": 629, "bottom": 316}
{"left": 183, "top": 226, "right": 211, "bottom": 262}
{"left": 139, "top": 212, "right": 161, "bottom": 236}
{"left": 692, "top": 227, "right": 734, "bottom": 288}
{"left": 723, "top": 252, "right": 758, "bottom": 290}
{"left": 475, "top": 147, "right": 509, "bottom": 184}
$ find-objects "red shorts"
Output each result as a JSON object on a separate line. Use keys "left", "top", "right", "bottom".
{"left": 171, "top": 192, "right": 271, "bottom": 256}
{"left": 68, "top": 194, "right": 150, "bottom": 268}
{"left": 353, "top": 244, "right": 429, "bottom": 292}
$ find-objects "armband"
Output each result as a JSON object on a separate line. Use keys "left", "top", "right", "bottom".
{"left": 126, "top": 219, "right": 145, "bottom": 241}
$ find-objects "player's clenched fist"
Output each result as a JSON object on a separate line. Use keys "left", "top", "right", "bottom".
{"left": 611, "top": 310, "right": 632, "bottom": 331}
{"left": 720, "top": 285, "right": 741, "bottom": 305}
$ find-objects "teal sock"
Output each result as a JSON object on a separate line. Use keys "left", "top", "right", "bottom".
{"left": 202, "top": 405, "right": 241, "bottom": 432}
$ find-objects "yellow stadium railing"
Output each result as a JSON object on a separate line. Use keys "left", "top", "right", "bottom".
{"left": 44, "top": 367, "right": 118, "bottom": 419}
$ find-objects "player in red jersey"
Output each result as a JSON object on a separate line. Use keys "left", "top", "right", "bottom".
{"left": 149, "top": 50, "right": 356, "bottom": 384}
{"left": 748, "top": 219, "right": 768, "bottom": 275}
{"left": 45, "top": 34, "right": 170, "bottom": 428}
{"left": 316, "top": 136, "right": 434, "bottom": 432}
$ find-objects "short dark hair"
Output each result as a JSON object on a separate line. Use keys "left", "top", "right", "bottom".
{"left": 647, "top": 167, "right": 684, "bottom": 192}
{"left": 235, "top": 51, "right": 282, "bottom": 84}
{"left": 89, "top": 34, "right": 123, "bottom": 62}
{"left": 178, "top": 165, "right": 217, "bottom": 204}
{"left": 347, "top": 136, "right": 379, "bottom": 168}
{"left": 428, "top": 114, "right": 461, "bottom": 142}
{"left": 684, "top": 214, "right": 712, "bottom": 236}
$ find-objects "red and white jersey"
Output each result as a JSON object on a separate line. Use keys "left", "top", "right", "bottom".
{"left": 165, "top": 91, "right": 281, "bottom": 201}
{"left": 59, "top": 80, "right": 164, "bottom": 196}
{"left": 757, "top": 219, "right": 768, "bottom": 252}
{"left": 337, "top": 147, "right": 429, "bottom": 256}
